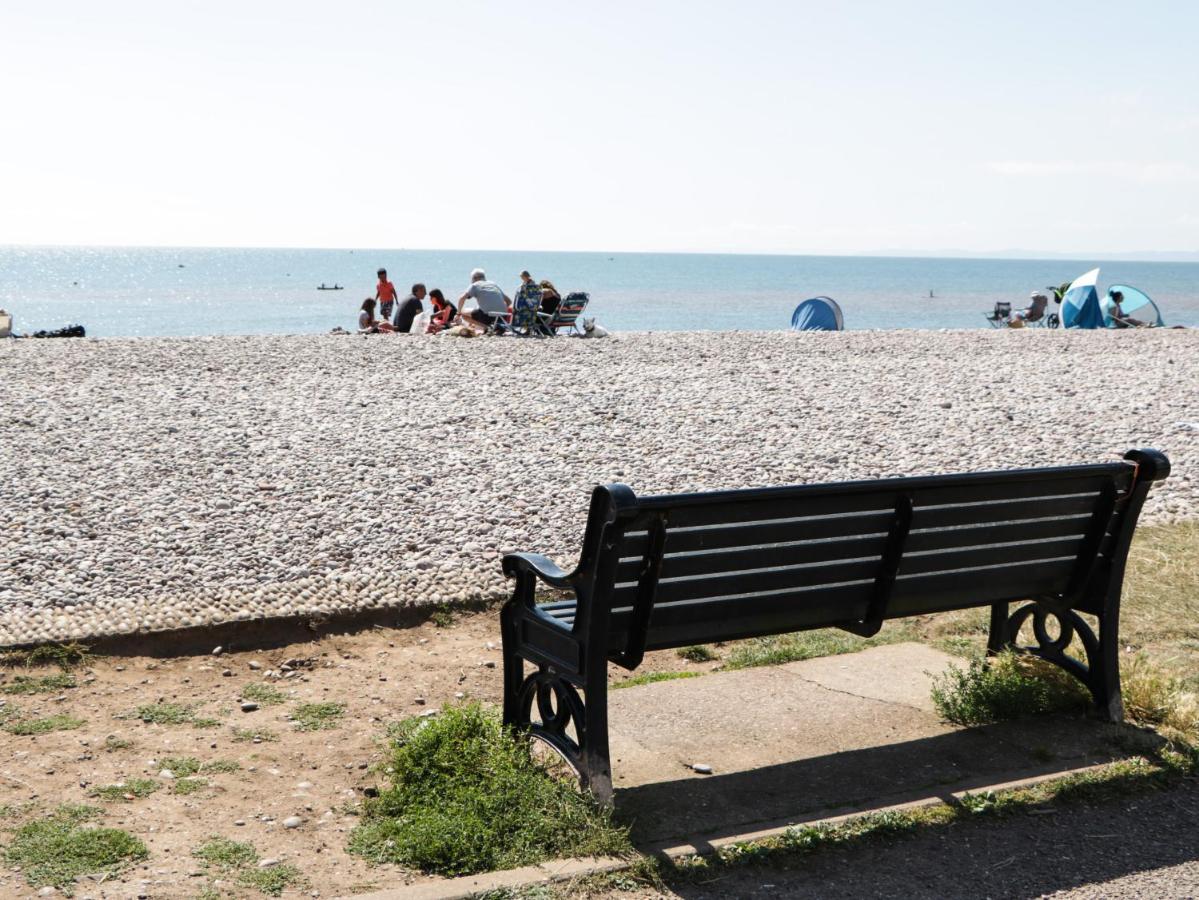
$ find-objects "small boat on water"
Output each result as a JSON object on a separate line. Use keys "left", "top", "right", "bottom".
{"left": 317, "top": 283, "right": 344, "bottom": 291}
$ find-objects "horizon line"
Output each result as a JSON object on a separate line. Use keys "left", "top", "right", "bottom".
{"left": 1, "top": 241, "right": 1197, "bottom": 265}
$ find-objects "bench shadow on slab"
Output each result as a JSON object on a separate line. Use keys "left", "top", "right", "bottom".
{"left": 605, "top": 644, "right": 1157, "bottom": 846}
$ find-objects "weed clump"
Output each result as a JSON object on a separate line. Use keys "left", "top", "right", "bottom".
{"left": 4, "top": 713, "right": 86, "bottom": 736}
{"left": 931, "top": 652, "right": 1090, "bottom": 726}
{"left": 1122, "top": 653, "right": 1199, "bottom": 738}
{"left": 242, "top": 682, "right": 287, "bottom": 706}
{"left": 349, "top": 703, "right": 629, "bottom": 876}
{"left": 676, "top": 645, "right": 718, "bottom": 663}
{"left": 89, "top": 778, "right": 160, "bottom": 802}
{"left": 3, "top": 806, "right": 147, "bottom": 893}
{"left": 193, "top": 835, "right": 258, "bottom": 870}
{"left": 293, "top": 702, "right": 345, "bottom": 731}
{"left": 0, "top": 642, "right": 92, "bottom": 670}
{"left": 0, "top": 673, "right": 76, "bottom": 695}
{"left": 231, "top": 726, "right": 278, "bottom": 743}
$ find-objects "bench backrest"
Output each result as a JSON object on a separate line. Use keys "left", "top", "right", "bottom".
{"left": 567, "top": 450, "right": 1169, "bottom": 665}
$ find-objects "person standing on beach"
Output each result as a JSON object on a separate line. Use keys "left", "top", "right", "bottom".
{"left": 393, "top": 284, "right": 426, "bottom": 333}
{"left": 456, "top": 268, "right": 511, "bottom": 332}
{"left": 375, "top": 269, "right": 398, "bottom": 322}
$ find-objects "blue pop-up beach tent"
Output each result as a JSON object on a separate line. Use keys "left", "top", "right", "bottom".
{"left": 1061, "top": 268, "right": 1104, "bottom": 329}
{"left": 790, "top": 296, "right": 844, "bottom": 331}
{"left": 1101, "top": 284, "right": 1164, "bottom": 328}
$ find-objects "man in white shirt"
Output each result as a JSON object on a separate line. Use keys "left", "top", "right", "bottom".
{"left": 457, "top": 269, "right": 511, "bottom": 333}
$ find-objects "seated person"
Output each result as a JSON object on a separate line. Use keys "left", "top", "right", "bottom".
{"left": 426, "top": 288, "right": 456, "bottom": 332}
{"left": 1011, "top": 291, "right": 1049, "bottom": 325}
{"left": 1108, "top": 291, "right": 1145, "bottom": 328}
{"left": 538, "top": 279, "right": 562, "bottom": 317}
{"left": 456, "top": 268, "right": 511, "bottom": 332}
{"left": 394, "top": 283, "right": 426, "bottom": 333}
{"left": 357, "top": 299, "right": 394, "bottom": 334}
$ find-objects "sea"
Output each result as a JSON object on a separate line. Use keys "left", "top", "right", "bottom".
{"left": 2, "top": 245, "right": 1197, "bottom": 337}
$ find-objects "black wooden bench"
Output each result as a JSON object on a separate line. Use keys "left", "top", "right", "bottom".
{"left": 500, "top": 449, "right": 1169, "bottom": 805}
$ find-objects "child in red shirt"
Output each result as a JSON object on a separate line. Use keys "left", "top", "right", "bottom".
{"left": 375, "top": 268, "right": 398, "bottom": 322}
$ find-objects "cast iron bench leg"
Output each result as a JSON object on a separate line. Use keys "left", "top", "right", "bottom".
{"left": 987, "top": 599, "right": 1123, "bottom": 723}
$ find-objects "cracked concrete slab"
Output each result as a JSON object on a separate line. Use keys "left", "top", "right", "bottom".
{"left": 606, "top": 643, "right": 1132, "bottom": 844}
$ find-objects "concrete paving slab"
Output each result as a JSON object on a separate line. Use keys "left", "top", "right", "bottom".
{"left": 606, "top": 643, "right": 1127, "bottom": 843}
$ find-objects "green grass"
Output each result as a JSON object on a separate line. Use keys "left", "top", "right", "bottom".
{"left": 930, "top": 652, "right": 1091, "bottom": 726}
{"left": 128, "top": 701, "right": 220, "bottom": 728}
{"left": 133, "top": 701, "right": 195, "bottom": 725}
{"left": 724, "top": 625, "right": 915, "bottom": 670}
{"left": 88, "top": 778, "right": 160, "bottom": 802}
{"left": 193, "top": 835, "right": 258, "bottom": 871}
{"left": 201, "top": 759, "right": 241, "bottom": 774}
{"left": 0, "top": 642, "right": 92, "bottom": 670}
{"left": 241, "top": 682, "right": 287, "bottom": 706}
{"left": 159, "top": 756, "right": 202, "bottom": 777}
{"left": 292, "top": 701, "right": 346, "bottom": 731}
{"left": 349, "top": 703, "right": 630, "bottom": 876}
{"left": 231, "top": 726, "right": 278, "bottom": 743}
{"left": 238, "top": 863, "right": 305, "bottom": 896}
{"left": 611, "top": 671, "right": 700, "bottom": 690}
{"left": 3, "top": 806, "right": 147, "bottom": 894}
{"left": 676, "top": 645, "right": 718, "bottom": 663}
{"left": 0, "top": 673, "right": 76, "bottom": 695}
{"left": 4, "top": 713, "right": 86, "bottom": 736}
{"left": 173, "top": 777, "right": 207, "bottom": 795}
{"left": 429, "top": 605, "right": 455, "bottom": 628}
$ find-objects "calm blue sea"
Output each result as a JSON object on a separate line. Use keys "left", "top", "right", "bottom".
{"left": 1, "top": 246, "right": 1197, "bottom": 336}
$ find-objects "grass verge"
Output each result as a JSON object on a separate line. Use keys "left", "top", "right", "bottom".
{"left": 611, "top": 671, "right": 700, "bottom": 690}
{"left": 349, "top": 703, "right": 630, "bottom": 876}
{"left": 0, "top": 642, "right": 92, "bottom": 670}
{"left": 2, "top": 804, "right": 147, "bottom": 894}
{"left": 724, "top": 624, "right": 917, "bottom": 670}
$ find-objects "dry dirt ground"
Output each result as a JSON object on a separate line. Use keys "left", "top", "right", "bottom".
{"left": 0, "top": 606, "right": 713, "bottom": 899}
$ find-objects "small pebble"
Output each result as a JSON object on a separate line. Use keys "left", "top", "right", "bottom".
{"left": 283, "top": 815, "right": 303, "bottom": 829}
{"left": 240, "top": 701, "right": 259, "bottom": 712}
{"left": 691, "top": 763, "right": 714, "bottom": 774}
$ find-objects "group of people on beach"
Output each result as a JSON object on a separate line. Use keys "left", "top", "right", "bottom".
{"left": 357, "top": 268, "right": 562, "bottom": 335}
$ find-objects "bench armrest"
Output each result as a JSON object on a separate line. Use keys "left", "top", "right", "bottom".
{"left": 502, "top": 553, "right": 576, "bottom": 590}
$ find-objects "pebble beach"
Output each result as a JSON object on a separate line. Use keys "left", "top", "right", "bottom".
{"left": 1, "top": 329, "right": 1196, "bottom": 648}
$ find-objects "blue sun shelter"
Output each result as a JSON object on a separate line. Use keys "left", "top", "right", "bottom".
{"left": 1101, "top": 284, "right": 1164, "bottom": 328}
{"left": 1061, "top": 268, "right": 1104, "bottom": 329}
{"left": 790, "top": 296, "right": 844, "bottom": 331}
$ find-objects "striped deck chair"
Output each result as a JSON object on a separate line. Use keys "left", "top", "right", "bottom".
{"left": 511, "top": 282, "right": 543, "bottom": 336}
{"left": 536, "top": 291, "right": 589, "bottom": 336}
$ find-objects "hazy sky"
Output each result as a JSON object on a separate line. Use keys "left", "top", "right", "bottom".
{"left": 2, "top": 1, "right": 1197, "bottom": 254}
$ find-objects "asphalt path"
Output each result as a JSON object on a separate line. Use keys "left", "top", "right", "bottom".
{"left": 641, "top": 781, "right": 1199, "bottom": 899}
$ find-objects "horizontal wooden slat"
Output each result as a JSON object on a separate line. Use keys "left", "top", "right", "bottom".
{"left": 654, "top": 471, "right": 1127, "bottom": 530}
{"left": 615, "top": 533, "right": 888, "bottom": 583}
{"left": 898, "top": 536, "right": 1084, "bottom": 576}
{"left": 620, "top": 510, "right": 896, "bottom": 558}
{"left": 912, "top": 493, "right": 1102, "bottom": 530}
{"left": 612, "top": 557, "right": 879, "bottom": 607}
{"left": 617, "top": 582, "right": 875, "bottom": 650}
{"left": 905, "top": 514, "right": 1090, "bottom": 553}
{"left": 891, "top": 557, "right": 1075, "bottom": 609}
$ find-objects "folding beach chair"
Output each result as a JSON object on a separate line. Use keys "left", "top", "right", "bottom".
{"left": 536, "top": 292, "right": 589, "bottom": 336}
{"left": 510, "top": 282, "right": 543, "bottom": 336}
{"left": 984, "top": 301, "right": 1011, "bottom": 328}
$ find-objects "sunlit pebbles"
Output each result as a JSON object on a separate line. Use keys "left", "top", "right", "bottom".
{"left": 0, "top": 329, "right": 1195, "bottom": 646}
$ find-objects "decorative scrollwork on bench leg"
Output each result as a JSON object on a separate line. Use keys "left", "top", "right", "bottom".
{"left": 992, "top": 601, "right": 1122, "bottom": 721}
{"left": 511, "top": 666, "right": 589, "bottom": 779}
